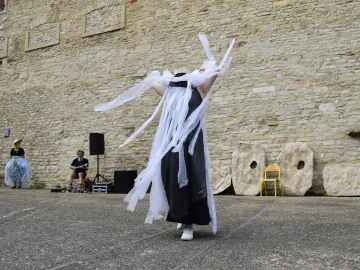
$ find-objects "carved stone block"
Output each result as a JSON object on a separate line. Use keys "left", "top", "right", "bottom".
{"left": 277, "top": 143, "right": 313, "bottom": 196}
{"left": 82, "top": 4, "right": 126, "bottom": 38}
{"left": 324, "top": 163, "right": 360, "bottom": 196}
{"left": 211, "top": 166, "right": 231, "bottom": 194}
{"left": 232, "top": 144, "right": 266, "bottom": 195}
{"left": 25, "top": 23, "right": 60, "bottom": 52}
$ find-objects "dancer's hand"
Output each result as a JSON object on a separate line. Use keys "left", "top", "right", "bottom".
{"left": 200, "top": 60, "right": 216, "bottom": 72}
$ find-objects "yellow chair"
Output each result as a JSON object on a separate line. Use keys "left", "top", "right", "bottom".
{"left": 260, "top": 164, "right": 284, "bottom": 197}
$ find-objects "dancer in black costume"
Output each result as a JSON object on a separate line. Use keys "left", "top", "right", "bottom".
{"left": 153, "top": 69, "right": 219, "bottom": 240}
{"left": 94, "top": 34, "right": 242, "bottom": 241}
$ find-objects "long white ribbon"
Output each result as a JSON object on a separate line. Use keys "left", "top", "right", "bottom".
{"left": 198, "top": 33, "right": 216, "bottom": 62}
{"left": 119, "top": 89, "right": 168, "bottom": 148}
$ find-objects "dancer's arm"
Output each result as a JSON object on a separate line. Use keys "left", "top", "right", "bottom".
{"left": 151, "top": 81, "right": 166, "bottom": 96}
{"left": 197, "top": 59, "right": 219, "bottom": 97}
{"left": 197, "top": 75, "right": 218, "bottom": 97}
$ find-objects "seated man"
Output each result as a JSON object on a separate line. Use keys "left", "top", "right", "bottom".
{"left": 67, "top": 150, "right": 89, "bottom": 191}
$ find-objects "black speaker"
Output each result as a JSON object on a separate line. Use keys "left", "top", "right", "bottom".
{"left": 89, "top": 133, "right": 105, "bottom": 155}
{"left": 114, "top": 171, "right": 137, "bottom": 194}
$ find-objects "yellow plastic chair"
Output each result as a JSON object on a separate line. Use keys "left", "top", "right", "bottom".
{"left": 260, "top": 164, "right": 284, "bottom": 197}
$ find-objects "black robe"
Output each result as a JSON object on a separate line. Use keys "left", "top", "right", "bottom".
{"left": 161, "top": 77, "right": 211, "bottom": 225}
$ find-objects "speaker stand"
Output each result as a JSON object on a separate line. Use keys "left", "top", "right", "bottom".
{"left": 86, "top": 154, "right": 107, "bottom": 192}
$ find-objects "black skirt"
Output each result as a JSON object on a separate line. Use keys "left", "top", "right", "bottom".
{"left": 161, "top": 84, "right": 210, "bottom": 226}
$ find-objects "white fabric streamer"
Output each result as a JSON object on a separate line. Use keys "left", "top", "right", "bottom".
{"left": 119, "top": 90, "right": 167, "bottom": 148}
{"left": 95, "top": 34, "right": 235, "bottom": 233}
{"left": 198, "top": 34, "right": 216, "bottom": 62}
{"left": 94, "top": 71, "right": 161, "bottom": 112}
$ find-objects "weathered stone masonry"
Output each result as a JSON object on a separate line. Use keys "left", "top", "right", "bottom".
{"left": 0, "top": 0, "right": 359, "bottom": 194}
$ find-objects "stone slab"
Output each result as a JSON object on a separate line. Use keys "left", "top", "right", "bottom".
{"left": 277, "top": 143, "right": 314, "bottom": 196}
{"left": 232, "top": 144, "right": 266, "bottom": 196}
{"left": 211, "top": 166, "right": 231, "bottom": 194}
{"left": 323, "top": 163, "right": 360, "bottom": 196}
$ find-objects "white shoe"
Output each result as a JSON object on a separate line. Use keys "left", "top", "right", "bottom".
{"left": 177, "top": 223, "right": 186, "bottom": 231}
{"left": 181, "top": 226, "right": 193, "bottom": 241}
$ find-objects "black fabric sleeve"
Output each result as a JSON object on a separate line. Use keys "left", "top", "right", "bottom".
{"left": 71, "top": 159, "right": 76, "bottom": 166}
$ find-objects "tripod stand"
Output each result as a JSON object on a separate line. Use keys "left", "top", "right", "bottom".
{"left": 86, "top": 154, "right": 107, "bottom": 192}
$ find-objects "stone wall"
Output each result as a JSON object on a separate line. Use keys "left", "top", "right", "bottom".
{"left": 0, "top": 0, "right": 359, "bottom": 193}
{"left": 28, "top": 23, "right": 57, "bottom": 47}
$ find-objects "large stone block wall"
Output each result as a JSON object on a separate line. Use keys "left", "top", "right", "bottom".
{"left": 0, "top": 0, "right": 359, "bottom": 193}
